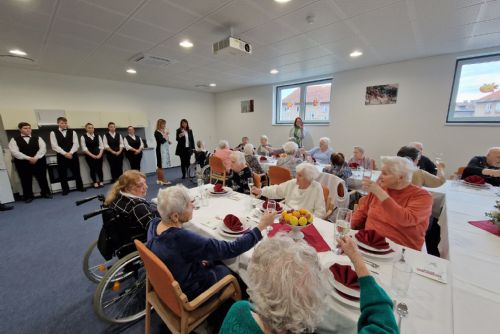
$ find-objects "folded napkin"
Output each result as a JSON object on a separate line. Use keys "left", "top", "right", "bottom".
{"left": 259, "top": 156, "right": 268, "bottom": 161}
{"left": 213, "top": 183, "right": 224, "bottom": 192}
{"left": 262, "top": 200, "right": 282, "bottom": 211}
{"left": 329, "top": 263, "right": 360, "bottom": 290}
{"left": 464, "top": 175, "right": 486, "bottom": 185}
{"left": 268, "top": 224, "right": 331, "bottom": 252}
{"left": 223, "top": 214, "right": 243, "bottom": 232}
{"left": 355, "top": 229, "right": 390, "bottom": 250}
{"left": 468, "top": 220, "right": 500, "bottom": 237}
{"left": 348, "top": 162, "right": 359, "bottom": 169}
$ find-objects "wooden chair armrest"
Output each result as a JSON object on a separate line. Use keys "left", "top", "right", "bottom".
{"left": 185, "top": 275, "right": 240, "bottom": 310}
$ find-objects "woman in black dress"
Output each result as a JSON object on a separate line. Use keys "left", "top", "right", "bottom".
{"left": 175, "top": 119, "right": 195, "bottom": 179}
{"left": 154, "top": 119, "right": 172, "bottom": 185}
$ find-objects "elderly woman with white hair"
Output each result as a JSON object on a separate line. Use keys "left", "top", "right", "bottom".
{"left": 220, "top": 235, "right": 398, "bottom": 334}
{"left": 307, "top": 137, "right": 334, "bottom": 164}
{"left": 228, "top": 151, "right": 253, "bottom": 194}
{"left": 146, "top": 185, "right": 275, "bottom": 302}
{"left": 277, "top": 141, "right": 303, "bottom": 177}
{"left": 252, "top": 162, "right": 326, "bottom": 218}
{"left": 352, "top": 156, "right": 433, "bottom": 250}
{"left": 348, "top": 146, "right": 375, "bottom": 170}
{"left": 256, "top": 135, "right": 272, "bottom": 156}
{"left": 214, "top": 139, "right": 232, "bottom": 172}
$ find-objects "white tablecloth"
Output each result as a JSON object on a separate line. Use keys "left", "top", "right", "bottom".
{"left": 183, "top": 186, "right": 453, "bottom": 334}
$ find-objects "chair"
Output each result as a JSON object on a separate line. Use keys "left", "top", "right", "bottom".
{"left": 209, "top": 156, "right": 229, "bottom": 186}
{"left": 268, "top": 166, "right": 292, "bottom": 185}
{"left": 322, "top": 186, "right": 334, "bottom": 220}
{"left": 456, "top": 166, "right": 465, "bottom": 178}
{"left": 134, "top": 240, "right": 242, "bottom": 334}
{"left": 252, "top": 172, "right": 262, "bottom": 188}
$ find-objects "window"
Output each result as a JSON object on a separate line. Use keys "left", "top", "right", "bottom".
{"left": 276, "top": 79, "right": 332, "bottom": 124}
{"left": 496, "top": 103, "right": 500, "bottom": 113}
{"left": 447, "top": 53, "right": 500, "bottom": 124}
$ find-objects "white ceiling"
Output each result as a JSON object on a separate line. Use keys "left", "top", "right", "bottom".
{"left": 1, "top": 0, "right": 500, "bottom": 93}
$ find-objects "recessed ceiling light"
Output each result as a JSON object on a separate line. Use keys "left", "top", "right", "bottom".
{"left": 9, "top": 49, "right": 27, "bottom": 56}
{"left": 126, "top": 68, "right": 137, "bottom": 74}
{"left": 209, "top": 83, "right": 216, "bottom": 87}
{"left": 274, "top": 0, "right": 292, "bottom": 3}
{"left": 270, "top": 69, "right": 279, "bottom": 74}
{"left": 179, "top": 40, "right": 194, "bottom": 48}
{"left": 350, "top": 50, "right": 363, "bottom": 58}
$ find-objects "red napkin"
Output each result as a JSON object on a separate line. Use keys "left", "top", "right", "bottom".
{"left": 268, "top": 224, "right": 331, "bottom": 252}
{"left": 329, "top": 263, "right": 360, "bottom": 290}
{"left": 223, "top": 214, "right": 243, "bottom": 232}
{"left": 259, "top": 156, "right": 268, "bottom": 161}
{"left": 468, "top": 220, "right": 500, "bottom": 237}
{"left": 355, "top": 230, "right": 390, "bottom": 250}
{"left": 464, "top": 175, "right": 486, "bottom": 184}
{"left": 348, "top": 162, "right": 359, "bottom": 168}
{"left": 213, "top": 183, "right": 224, "bottom": 192}
{"left": 262, "top": 200, "right": 282, "bottom": 211}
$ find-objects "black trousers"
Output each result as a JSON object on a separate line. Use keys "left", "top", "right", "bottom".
{"left": 14, "top": 159, "right": 51, "bottom": 199}
{"left": 107, "top": 152, "right": 123, "bottom": 183}
{"left": 84, "top": 155, "right": 104, "bottom": 183}
{"left": 56, "top": 154, "right": 84, "bottom": 192}
{"left": 126, "top": 152, "right": 142, "bottom": 171}
{"left": 180, "top": 151, "right": 192, "bottom": 178}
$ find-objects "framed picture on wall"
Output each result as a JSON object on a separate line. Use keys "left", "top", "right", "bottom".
{"left": 365, "top": 84, "right": 399, "bottom": 105}
{"left": 241, "top": 100, "right": 254, "bottom": 113}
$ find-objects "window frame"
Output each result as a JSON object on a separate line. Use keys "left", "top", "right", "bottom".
{"left": 275, "top": 78, "right": 332, "bottom": 125}
{"left": 446, "top": 53, "right": 500, "bottom": 124}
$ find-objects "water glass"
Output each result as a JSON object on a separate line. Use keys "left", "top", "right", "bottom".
{"left": 392, "top": 260, "right": 412, "bottom": 297}
{"left": 267, "top": 199, "right": 277, "bottom": 214}
{"left": 334, "top": 208, "right": 352, "bottom": 255}
{"left": 248, "top": 178, "right": 254, "bottom": 196}
{"left": 200, "top": 189, "right": 208, "bottom": 207}
{"left": 363, "top": 169, "right": 372, "bottom": 182}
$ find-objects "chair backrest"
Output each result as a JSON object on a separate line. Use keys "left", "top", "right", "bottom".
{"left": 336, "top": 182, "right": 344, "bottom": 198}
{"left": 456, "top": 166, "right": 465, "bottom": 176}
{"left": 209, "top": 155, "right": 226, "bottom": 174}
{"left": 268, "top": 166, "right": 292, "bottom": 185}
{"left": 252, "top": 172, "right": 262, "bottom": 188}
{"left": 134, "top": 240, "right": 183, "bottom": 316}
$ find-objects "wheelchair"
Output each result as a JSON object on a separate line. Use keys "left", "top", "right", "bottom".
{"left": 187, "top": 150, "right": 212, "bottom": 184}
{"left": 77, "top": 195, "right": 147, "bottom": 324}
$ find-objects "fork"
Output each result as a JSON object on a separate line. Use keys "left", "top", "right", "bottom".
{"left": 363, "top": 259, "right": 380, "bottom": 268}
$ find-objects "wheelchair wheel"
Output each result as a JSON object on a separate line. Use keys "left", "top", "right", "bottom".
{"left": 201, "top": 165, "right": 211, "bottom": 184}
{"left": 93, "top": 251, "right": 146, "bottom": 324}
{"left": 83, "top": 240, "right": 117, "bottom": 283}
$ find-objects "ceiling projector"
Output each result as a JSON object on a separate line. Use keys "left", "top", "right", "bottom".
{"left": 212, "top": 36, "right": 252, "bottom": 56}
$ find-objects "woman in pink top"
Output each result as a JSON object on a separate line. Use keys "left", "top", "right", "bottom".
{"left": 214, "top": 140, "right": 232, "bottom": 171}
{"left": 351, "top": 156, "right": 433, "bottom": 250}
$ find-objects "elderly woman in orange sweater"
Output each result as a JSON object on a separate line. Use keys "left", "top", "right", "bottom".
{"left": 351, "top": 156, "right": 433, "bottom": 250}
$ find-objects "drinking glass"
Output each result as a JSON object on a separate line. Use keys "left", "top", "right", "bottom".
{"left": 267, "top": 199, "right": 276, "bottom": 214}
{"left": 392, "top": 250, "right": 412, "bottom": 297}
{"left": 334, "top": 208, "right": 352, "bottom": 255}
{"left": 247, "top": 178, "right": 254, "bottom": 196}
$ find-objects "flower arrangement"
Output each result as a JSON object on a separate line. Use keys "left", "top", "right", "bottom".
{"left": 485, "top": 201, "right": 500, "bottom": 226}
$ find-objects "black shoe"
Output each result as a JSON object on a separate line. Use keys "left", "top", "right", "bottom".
{"left": 0, "top": 203, "right": 13, "bottom": 211}
{"left": 25, "top": 198, "right": 33, "bottom": 204}
{"left": 62, "top": 190, "right": 69, "bottom": 196}
{"left": 41, "top": 193, "right": 53, "bottom": 199}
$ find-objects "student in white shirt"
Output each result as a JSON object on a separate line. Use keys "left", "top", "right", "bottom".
{"left": 124, "top": 126, "right": 144, "bottom": 171}
{"left": 81, "top": 122, "right": 104, "bottom": 188}
{"left": 49, "top": 117, "right": 85, "bottom": 195}
{"left": 9, "top": 122, "right": 52, "bottom": 202}
{"left": 103, "top": 122, "right": 124, "bottom": 183}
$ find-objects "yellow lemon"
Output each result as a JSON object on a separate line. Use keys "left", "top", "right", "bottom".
{"left": 299, "top": 208, "right": 308, "bottom": 215}
{"left": 298, "top": 216, "right": 308, "bottom": 226}
{"left": 281, "top": 211, "right": 287, "bottom": 218}
{"left": 292, "top": 210, "right": 301, "bottom": 217}
{"left": 289, "top": 216, "right": 299, "bottom": 226}
{"left": 307, "top": 213, "right": 314, "bottom": 223}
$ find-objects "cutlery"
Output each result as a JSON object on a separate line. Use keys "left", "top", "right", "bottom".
{"left": 397, "top": 302, "right": 408, "bottom": 330}
{"left": 363, "top": 260, "right": 380, "bottom": 268}
{"left": 369, "top": 270, "right": 379, "bottom": 275}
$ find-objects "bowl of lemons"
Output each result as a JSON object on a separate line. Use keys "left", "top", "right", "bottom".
{"left": 279, "top": 209, "right": 314, "bottom": 239}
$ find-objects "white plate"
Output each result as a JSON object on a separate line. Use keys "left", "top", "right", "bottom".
{"left": 354, "top": 237, "right": 392, "bottom": 252}
{"left": 330, "top": 276, "right": 360, "bottom": 298}
{"left": 358, "top": 246, "right": 396, "bottom": 260}
{"left": 209, "top": 187, "right": 233, "bottom": 196}
{"left": 220, "top": 219, "right": 249, "bottom": 234}
{"left": 218, "top": 227, "right": 249, "bottom": 239}
{"left": 330, "top": 285, "right": 360, "bottom": 309}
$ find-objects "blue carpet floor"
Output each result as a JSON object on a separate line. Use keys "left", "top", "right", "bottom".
{"left": 0, "top": 167, "right": 197, "bottom": 334}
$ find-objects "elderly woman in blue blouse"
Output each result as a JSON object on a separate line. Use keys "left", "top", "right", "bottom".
{"left": 276, "top": 141, "right": 303, "bottom": 177}
{"left": 256, "top": 135, "right": 273, "bottom": 156}
{"left": 307, "top": 137, "right": 334, "bottom": 164}
{"left": 220, "top": 235, "right": 398, "bottom": 334}
{"left": 146, "top": 185, "right": 275, "bottom": 302}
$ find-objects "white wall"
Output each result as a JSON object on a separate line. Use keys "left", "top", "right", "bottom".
{"left": 0, "top": 67, "right": 217, "bottom": 167}
{"left": 215, "top": 48, "right": 500, "bottom": 175}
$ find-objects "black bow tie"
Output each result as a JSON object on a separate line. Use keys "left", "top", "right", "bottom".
{"left": 61, "top": 129, "right": 67, "bottom": 132}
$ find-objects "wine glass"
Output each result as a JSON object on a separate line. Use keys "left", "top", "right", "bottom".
{"left": 247, "top": 178, "right": 254, "bottom": 196}
{"left": 267, "top": 200, "right": 276, "bottom": 214}
{"left": 335, "top": 208, "right": 352, "bottom": 255}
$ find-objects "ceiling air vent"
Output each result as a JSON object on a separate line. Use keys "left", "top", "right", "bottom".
{"left": 131, "top": 53, "right": 175, "bottom": 68}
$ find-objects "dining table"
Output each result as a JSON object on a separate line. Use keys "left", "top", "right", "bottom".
{"left": 180, "top": 184, "right": 453, "bottom": 334}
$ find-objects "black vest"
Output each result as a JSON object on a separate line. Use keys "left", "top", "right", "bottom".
{"left": 84, "top": 134, "right": 100, "bottom": 155}
{"left": 54, "top": 129, "right": 74, "bottom": 152}
{"left": 13, "top": 135, "right": 40, "bottom": 158}
{"left": 105, "top": 133, "right": 121, "bottom": 151}
{"left": 126, "top": 135, "right": 141, "bottom": 149}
